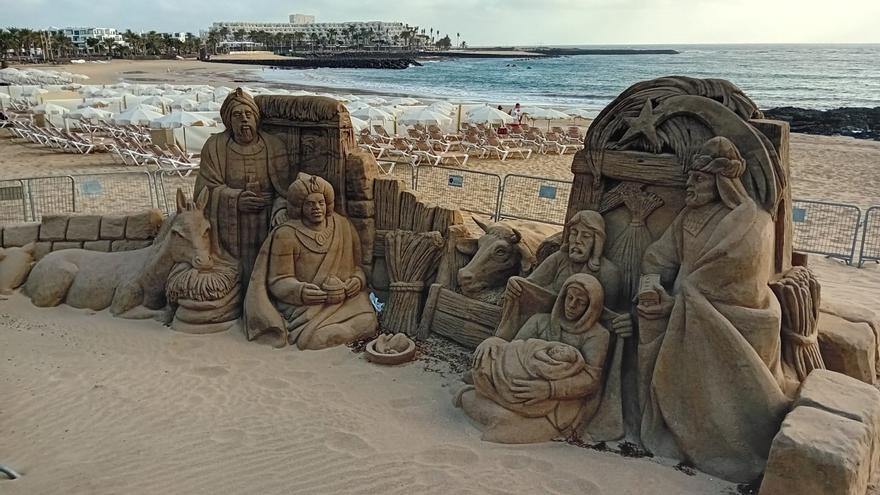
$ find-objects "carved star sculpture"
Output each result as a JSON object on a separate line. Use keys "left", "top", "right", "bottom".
{"left": 618, "top": 100, "right": 662, "bottom": 150}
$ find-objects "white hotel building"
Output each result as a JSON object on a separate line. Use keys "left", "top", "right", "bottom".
{"left": 211, "top": 14, "right": 410, "bottom": 46}
{"left": 58, "top": 27, "right": 124, "bottom": 50}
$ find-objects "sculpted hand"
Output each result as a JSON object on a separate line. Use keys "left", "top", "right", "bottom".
{"left": 238, "top": 191, "right": 272, "bottom": 212}
{"left": 511, "top": 379, "right": 551, "bottom": 405}
{"left": 506, "top": 277, "right": 524, "bottom": 298}
{"left": 611, "top": 313, "right": 634, "bottom": 338}
{"left": 301, "top": 283, "right": 328, "bottom": 305}
{"left": 344, "top": 277, "right": 362, "bottom": 298}
{"left": 472, "top": 338, "right": 502, "bottom": 368}
{"left": 637, "top": 284, "right": 674, "bottom": 320}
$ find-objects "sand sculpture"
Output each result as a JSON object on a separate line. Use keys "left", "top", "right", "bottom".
{"left": 245, "top": 173, "right": 378, "bottom": 349}
{"left": 25, "top": 189, "right": 213, "bottom": 319}
{"left": 456, "top": 274, "right": 610, "bottom": 443}
{"left": 0, "top": 242, "right": 35, "bottom": 295}
{"left": 366, "top": 333, "right": 417, "bottom": 365}
{"left": 194, "top": 88, "right": 291, "bottom": 288}
{"left": 166, "top": 252, "right": 241, "bottom": 334}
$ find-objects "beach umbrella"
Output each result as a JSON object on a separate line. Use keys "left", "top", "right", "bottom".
{"left": 80, "top": 98, "right": 113, "bottom": 109}
{"left": 139, "top": 86, "right": 164, "bottom": 96}
{"left": 397, "top": 107, "right": 452, "bottom": 126}
{"left": 113, "top": 82, "right": 133, "bottom": 89}
{"left": 362, "top": 96, "right": 388, "bottom": 105}
{"left": 391, "top": 97, "right": 420, "bottom": 106}
{"left": 213, "top": 86, "right": 233, "bottom": 97}
{"left": 197, "top": 100, "right": 222, "bottom": 111}
{"left": 427, "top": 101, "right": 455, "bottom": 114}
{"left": 114, "top": 106, "right": 163, "bottom": 125}
{"left": 161, "top": 89, "right": 183, "bottom": 96}
{"left": 158, "top": 83, "right": 176, "bottom": 90}
{"left": 151, "top": 110, "right": 217, "bottom": 151}
{"left": 344, "top": 101, "right": 371, "bottom": 112}
{"left": 565, "top": 108, "right": 595, "bottom": 119}
{"left": 70, "top": 74, "right": 89, "bottom": 81}
{"left": 464, "top": 105, "right": 514, "bottom": 124}
{"left": 377, "top": 105, "right": 405, "bottom": 117}
{"left": 141, "top": 95, "right": 174, "bottom": 108}
{"left": 170, "top": 98, "right": 199, "bottom": 111}
{"left": 342, "top": 94, "right": 361, "bottom": 101}
{"left": 349, "top": 116, "right": 368, "bottom": 132}
{"left": 32, "top": 102, "right": 69, "bottom": 116}
{"left": 523, "top": 106, "right": 570, "bottom": 120}
{"left": 92, "top": 88, "right": 121, "bottom": 98}
{"left": 350, "top": 106, "right": 393, "bottom": 121}
{"left": 21, "top": 87, "right": 49, "bottom": 97}
{"left": 69, "top": 107, "right": 113, "bottom": 121}
{"left": 61, "top": 83, "right": 83, "bottom": 90}
{"left": 288, "top": 90, "right": 315, "bottom": 97}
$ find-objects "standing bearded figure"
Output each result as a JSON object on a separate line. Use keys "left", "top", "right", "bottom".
{"left": 194, "top": 88, "right": 291, "bottom": 288}
{"left": 636, "top": 136, "right": 788, "bottom": 482}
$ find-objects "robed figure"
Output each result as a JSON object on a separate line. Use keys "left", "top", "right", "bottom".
{"left": 194, "top": 88, "right": 291, "bottom": 287}
{"left": 245, "top": 173, "right": 378, "bottom": 349}
{"left": 636, "top": 137, "right": 788, "bottom": 482}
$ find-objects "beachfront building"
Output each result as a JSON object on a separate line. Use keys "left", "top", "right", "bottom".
{"left": 209, "top": 15, "right": 427, "bottom": 51}
{"left": 57, "top": 27, "right": 124, "bottom": 51}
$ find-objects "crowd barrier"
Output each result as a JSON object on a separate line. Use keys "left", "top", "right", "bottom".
{"left": 1, "top": 167, "right": 877, "bottom": 268}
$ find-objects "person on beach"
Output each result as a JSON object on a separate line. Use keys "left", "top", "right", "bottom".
{"left": 509, "top": 103, "right": 523, "bottom": 123}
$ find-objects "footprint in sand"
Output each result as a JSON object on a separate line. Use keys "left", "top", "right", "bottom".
{"left": 190, "top": 365, "right": 229, "bottom": 377}
{"left": 323, "top": 431, "right": 376, "bottom": 455}
{"left": 415, "top": 444, "right": 480, "bottom": 467}
{"left": 542, "top": 477, "right": 602, "bottom": 495}
{"left": 497, "top": 454, "right": 554, "bottom": 473}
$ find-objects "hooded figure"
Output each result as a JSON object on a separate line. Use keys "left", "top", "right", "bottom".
{"left": 457, "top": 274, "right": 611, "bottom": 444}
{"left": 244, "top": 173, "right": 377, "bottom": 349}
{"left": 495, "top": 209, "right": 622, "bottom": 341}
{"left": 194, "top": 88, "right": 292, "bottom": 289}
{"left": 637, "top": 136, "right": 788, "bottom": 482}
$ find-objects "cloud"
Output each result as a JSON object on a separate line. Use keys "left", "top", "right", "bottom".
{"left": 2, "top": 0, "right": 878, "bottom": 44}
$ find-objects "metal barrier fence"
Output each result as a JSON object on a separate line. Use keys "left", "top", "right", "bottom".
{"left": 791, "top": 199, "right": 861, "bottom": 265}
{"left": 499, "top": 174, "right": 572, "bottom": 225}
{"left": 414, "top": 165, "right": 502, "bottom": 218}
{"left": 859, "top": 206, "right": 880, "bottom": 267}
{"left": 24, "top": 176, "right": 75, "bottom": 221}
{"left": 71, "top": 172, "right": 156, "bottom": 216}
{"left": 155, "top": 168, "right": 200, "bottom": 214}
{"left": 0, "top": 179, "right": 29, "bottom": 224}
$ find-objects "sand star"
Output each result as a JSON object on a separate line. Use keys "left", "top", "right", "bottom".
{"left": 619, "top": 100, "right": 661, "bottom": 149}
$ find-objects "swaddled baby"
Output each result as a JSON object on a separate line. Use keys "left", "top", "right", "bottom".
{"left": 472, "top": 337, "right": 586, "bottom": 418}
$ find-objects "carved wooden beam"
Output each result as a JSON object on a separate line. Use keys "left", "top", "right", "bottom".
{"left": 600, "top": 150, "right": 685, "bottom": 187}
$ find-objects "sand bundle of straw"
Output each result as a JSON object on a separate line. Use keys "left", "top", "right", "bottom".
{"left": 384, "top": 230, "right": 445, "bottom": 336}
{"left": 608, "top": 188, "right": 664, "bottom": 302}
{"left": 770, "top": 266, "right": 824, "bottom": 381}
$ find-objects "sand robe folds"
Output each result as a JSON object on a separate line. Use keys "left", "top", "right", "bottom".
{"left": 638, "top": 199, "right": 789, "bottom": 483}
{"left": 194, "top": 131, "right": 291, "bottom": 286}
{"left": 244, "top": 213, "right": 377, "bottom": 349}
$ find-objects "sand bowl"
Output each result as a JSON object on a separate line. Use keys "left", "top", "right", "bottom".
{"left": 365, "top": 333, "right": 417, "bottom": 365}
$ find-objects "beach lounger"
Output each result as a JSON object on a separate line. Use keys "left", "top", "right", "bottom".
{"left": 485, "top": 136, "right": 533, "bottom": 161}
{"left": 413, "top": 140, "right": 469, "bottom": 167}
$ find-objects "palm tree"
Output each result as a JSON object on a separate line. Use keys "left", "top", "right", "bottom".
{"left": 292, "top": 31, "right": 305, "bottom": 52}
{"left": 206, "top": 28, "right": 221, "bottom": 55}
{"left": 456, "top": 32, "right": 460, "bottom": 49}
{"left": 234, "top": 29, "right": 247, "bottom": 42}
{"left": 218, "top": 26, "right": 230, "bottom": 41}
{"left": 326, "top": 28, "right": 337, "bottom": 51}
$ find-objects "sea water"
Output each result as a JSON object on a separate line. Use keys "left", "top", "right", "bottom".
{"left": 256, "top": 44, "right": 880, "bottom": 112}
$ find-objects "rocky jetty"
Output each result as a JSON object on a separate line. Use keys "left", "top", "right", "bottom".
{"left": 763, "top": 106, "right": 880, "bottom": 140}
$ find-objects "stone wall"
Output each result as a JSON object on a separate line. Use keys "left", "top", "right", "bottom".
{"left": 0, "top": 209, "right": 164, "bottom": 259}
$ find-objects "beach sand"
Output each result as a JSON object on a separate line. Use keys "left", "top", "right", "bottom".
{"left": 2, "top": 60, "right": 880, "bottom": 494}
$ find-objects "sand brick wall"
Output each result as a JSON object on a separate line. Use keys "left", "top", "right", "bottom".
{"left": 0, "top": 209, "right": 164, "bottom": 259}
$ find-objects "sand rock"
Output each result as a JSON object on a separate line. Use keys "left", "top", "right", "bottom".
{"left": 821, "top": 300, "right": 880, "bottom": 372}
{"left": 83, "top": 240, "right": 112, "bottom": 252}
{"left": 760, "top": 406, "right": 872, "bottom": 495}
{"left": 39, "top": 215, "right": 69, "bottom": 241}
{"left": 125, "top": 209, "right": 164, "bottom": 240}
{"left": 818, "top": 312, "right": 876, "bottom": 384}
{"left": 52, "top": 241, "right": 83, "bottom": 251}
{"left": 0, "top": 243, "right": 35, "bottom": 294}
{"left": 66, "top": 215, "right": 102, "bottom": 241}
{"left": 3, "top": 223, "right": 40, "bottom": 247}
{"left": 100, "top": 215, "right": 127, "bottom": 240}
{"left": 347, "top": 200, "right": 375, "bottom": 218}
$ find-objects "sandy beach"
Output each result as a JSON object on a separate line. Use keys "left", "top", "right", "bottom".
{"left": 3, "top": 60, "right": 880, "bottom": 494}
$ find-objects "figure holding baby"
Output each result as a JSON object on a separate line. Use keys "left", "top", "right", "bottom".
{"left": 455, "top": 273, "right": 610, "bottom": 443}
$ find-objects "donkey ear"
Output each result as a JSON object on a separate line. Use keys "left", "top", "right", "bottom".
{"left": 195, "top": 187, "right": 209, "bottom": 212}
{"left": 472, "top": 216, "right": 490, "bottom": 233}
{"left": 176, "top": 188, "right": 187, "bottom": 213}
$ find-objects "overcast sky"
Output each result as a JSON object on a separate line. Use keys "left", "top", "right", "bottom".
{"left": 4, "top": 0, "right": 879, "bottom": 45}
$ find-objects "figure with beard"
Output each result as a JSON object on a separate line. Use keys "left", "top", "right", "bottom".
{"left": 636, "top": 136, "right": 788, "bottom": 482}
{"left": 495, "top": 210, "right": 625, "bottom": 341}
{"left": 194, "top": 88, "right": 291, "bottom": 288}
{"left": 455, "top": 274, "right": 610, "bottom": 443}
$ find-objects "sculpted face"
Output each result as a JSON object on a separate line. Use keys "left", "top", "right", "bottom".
{"left": 230, "top": 103, "right": 257, "bottom": 144}
{"left": 567, "top": 223, "right": 594, "bottom": 264}
{"left": 564, "top": 285, "right": 589, "bottom": 321}
{"left": 302, "top": 192, "right": 327, "bottom": 226}
{"left": 685, "top": 170, "right": 718, "bottom": 207}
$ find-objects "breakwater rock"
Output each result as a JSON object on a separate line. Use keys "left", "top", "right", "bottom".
{"left": 763, "top": 106, "right": 880, "bottom": 140}
{"left": 208, "top": 57, "right": 420, "bottom": 70}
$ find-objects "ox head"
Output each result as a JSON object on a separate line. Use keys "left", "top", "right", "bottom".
{"left": 456, "top": 217, "right": 536, "bottom": 298}
{"left": 169, "top": 188, "right": 213, "bottom": 272}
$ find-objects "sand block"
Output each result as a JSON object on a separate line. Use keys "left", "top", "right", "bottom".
{"left": 760, "top": 406, "right": 871, "bottom": 495}
{"left": 125, "top": 209, "right": 163, "bottom": 240}
{"left": 349, "top": 217, "right": 375, "bottom": 267}
{"left": 33, "top": 241, "right": 52, "bottom": 261}
{"left": 818, "top": 312, "right": 876, "bottom": 384}
{"left": 39, "top": 214, "right": 69, "bottom": 241}
{"left": 100, "top": 215, "right": 127, "bottom": 240}
{"left": 821, "top": 300, "right": 880, "bottom": 370}
{"left": 83, "top": 240, "right": 112, "bottom": 252}
{"left": 795, "top": 369, "right": 880, "bottom": 476}
{"left": 52, "top": 241, "right": 83, "bottom": 251}
{"left": 348, "top": 200, "right": 375, "bottom": 218}
{"left": 3, "top": 223, "right": 40, "bottom": 247}
{"left": 111, "top": 239, "right": 152, "bottom": 252}
{"left": 66, "top": 215, "right": 102, "bottom": 241}
{"left": 345, "top": 150, "right": 377, "bottom": 200}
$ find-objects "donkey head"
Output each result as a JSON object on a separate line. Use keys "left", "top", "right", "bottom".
{"left": 168, "top": 188, "right": 213, "bottom": 271}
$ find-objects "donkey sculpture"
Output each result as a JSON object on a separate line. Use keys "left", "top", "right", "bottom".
{"left": 26, "top": 189, "right": 214, "bottom": 320}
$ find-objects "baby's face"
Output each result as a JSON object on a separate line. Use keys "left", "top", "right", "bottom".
{"left": 548, "top": 345, "right": 577, "bottom": 362}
